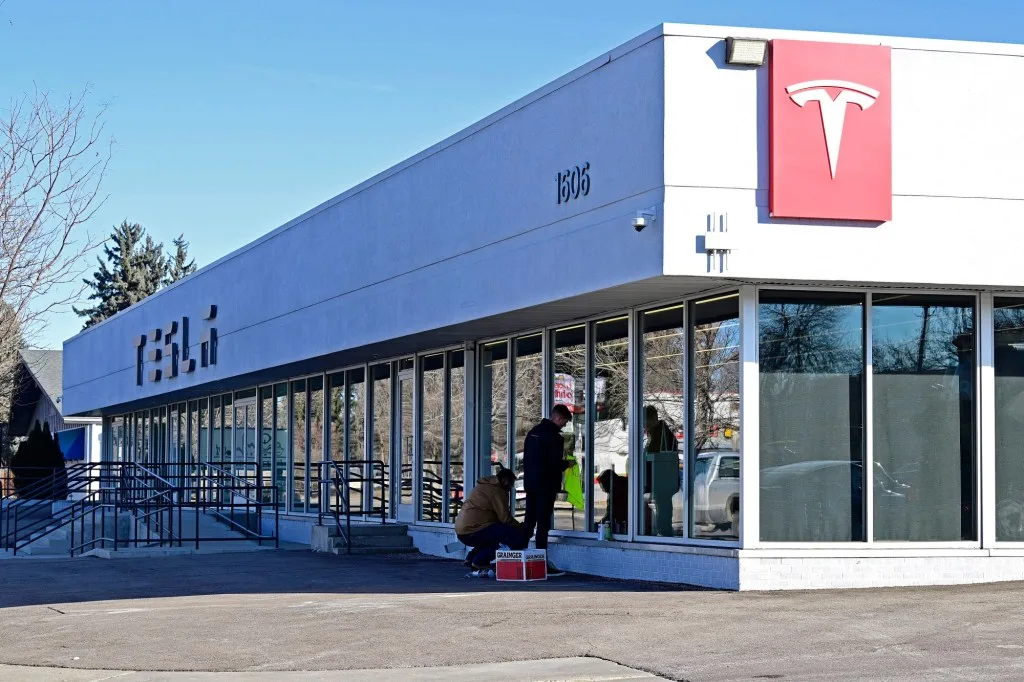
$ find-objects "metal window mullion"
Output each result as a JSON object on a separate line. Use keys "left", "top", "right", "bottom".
{"left": 505, "top": 339, "right": 514, "bottom": 472}
{"left": 627, "top": 309, "right": 638, "bottom": 542}
{"left": 865, "top": 294, "right": 875, "bottom": 544}
{"left": 979, "top": 293, "right": 995, "bottom": 547}
{"left": 442, "top": 353, "right": 451, "bottom": 524}
{"left": 414, "top": 359, "right": 424, "bottom": 522}
{"left": 737, "top": 285, "right": 760, "bottom": 549}
{"left": 585, "top": 321, "right": 595, "bottom": 533}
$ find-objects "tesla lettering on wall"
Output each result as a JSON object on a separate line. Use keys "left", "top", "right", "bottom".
{"left": 133, "top": 305, "right": 218, "bottom": 386}
{"left": 769, "top": 40, "right": 892, "bottom": 221}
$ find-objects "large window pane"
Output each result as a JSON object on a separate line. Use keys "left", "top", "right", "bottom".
{"left": 691, "top": 294, "right": 741, "bottom": 541}
{"left": 348, "top": 368, "right": 366, "bottom": 513}
{"left": 222, "top": 395, "right": 232, "bottom": 464}
{"left": 328, "top": 373, "right": 345, "bottom": 463}
{"left": 639, "top": 304, "right": 686, "bottom": 537}
{"left": 371, "top": 363, "right": 391, "bottom": 518}
{"left": 996, "top": 298, "right": 1024, "bottom": 541}
{"left": 420, "top": 354, "right": 445, "bottom": 522}
{"left": 260, "top": 388, "right": 273, "bottom": 503}
{"left": 211, "top": 396, "right": 222, "bottom": 463}
{"left": 291, "top": 380, "right": 307, "bottom": 511}
{"left": 759, "top": 292, "right": 865, "bottom": 542}
{"left": 513, "top": 334, "right": 543, "bottom": 519}
{"left": 553, "top": 325, "right": 586, "bottom": 531}
{"left": 480, "top": 341, "right": 509, "bottom": 473}
{"left": 308, "top": 376, "right": 324, "bottom": 509}
{"left": 398, "top": 363, "right": 414, "bottom": 507}
{"left": 447, "top": 351, "right": 466, "bottom": 523}
{"left": 273, "top": 384, "right": 288, "bottom": 508}
{"left": 198, "top": 401, "right": 209, "bottom": 464}
{"left": 872, "top": 295, "right": 975, "bottom": 541}
{"left": 593, "top": 316, "right": 630, "bottom": 534}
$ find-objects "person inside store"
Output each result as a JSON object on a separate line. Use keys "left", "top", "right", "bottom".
{"left": 522, "top": 404, "right": 574, "bottom": 577}
{"left": 454, "top": 465, "right": 526, "bottom": 570}
{"left": 597, "top": 468, "right": 628, "bottom": 533}
{"left": 644, "top": 404, "right": 681, "bottom": 536}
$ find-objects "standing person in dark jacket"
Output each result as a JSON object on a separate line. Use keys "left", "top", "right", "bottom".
{"left": 522, "top": 404, "right": 573, "bottom": 576}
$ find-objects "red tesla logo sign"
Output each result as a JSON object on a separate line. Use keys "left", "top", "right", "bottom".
{"left": 769, "top": 40, "right": 892, "bottom": 222}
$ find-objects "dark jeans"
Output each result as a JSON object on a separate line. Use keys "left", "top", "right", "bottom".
{"left": 523, "top": 491, "right": 557, "bottom": 550}
{"left": 457, "top": 523, "right": 526, "bottom": 566}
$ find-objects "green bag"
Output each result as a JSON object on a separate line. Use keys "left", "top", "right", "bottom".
{"left": 563, "top": 456, "right": 584, "bottom": 510}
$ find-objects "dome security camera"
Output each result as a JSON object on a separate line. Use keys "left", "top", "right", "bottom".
{"left": 633, "top": 208, "right": 656, "bottom": 232}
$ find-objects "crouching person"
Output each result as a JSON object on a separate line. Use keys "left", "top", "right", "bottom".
{"left": 454, "top": 467, "right": 526, "bottom": 570}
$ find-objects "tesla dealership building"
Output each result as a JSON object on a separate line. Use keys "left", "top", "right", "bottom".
{"left": 62, "top": 24, "right": 1024, "bottom": 590}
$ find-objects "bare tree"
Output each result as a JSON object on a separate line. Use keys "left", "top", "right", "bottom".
{"left": 0, "top": 88, "right": 109, "bottom": 422}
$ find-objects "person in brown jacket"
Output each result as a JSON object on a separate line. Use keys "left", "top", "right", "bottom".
{"left": 454, "top": 467, "right": 526, "bottom": 569}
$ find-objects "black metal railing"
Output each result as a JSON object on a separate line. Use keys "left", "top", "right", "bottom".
{"left": 2, "top": 461, "right": 279, "bottom": 557}
{"left": 317, "top": 460, "right": 387, "bottom": 553}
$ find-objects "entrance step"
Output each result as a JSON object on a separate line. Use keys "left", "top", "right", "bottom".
{"left": 311, "top": 523, "right": 418, "bottom": 555}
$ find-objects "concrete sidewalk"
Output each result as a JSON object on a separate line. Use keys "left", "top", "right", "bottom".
{"left": 1, "top": 551, "right": 1023, "bottom": 681}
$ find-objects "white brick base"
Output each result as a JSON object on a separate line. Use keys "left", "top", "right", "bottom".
{"left": 275, "top": 517, "right": 1024, "bottom": 592}
{"left": 739, "top": 552, "right": 1024, "bottom": 590}
{"left": 408, "top": 525, "right": 740, "bottom": 590}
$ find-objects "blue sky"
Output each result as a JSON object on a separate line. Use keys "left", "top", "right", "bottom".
{"left": 2, "top": 0, "right": 1021, "bottom": 348}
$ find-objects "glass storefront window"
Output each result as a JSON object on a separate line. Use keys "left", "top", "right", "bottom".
{"left": 273, "top": 384, "right": 288, "bottom": 507}
{"left": 513, "top": 334, "right": 544, "bottom": 490}
{"left": 198, "top": 401, "right": 209, "bottom": 464}
{"left": 995, "top": 298, "right": 1024, "bottom": 541}
{"left": 211, "top": 396, "right": 222, "bottom": 462}
{"left": 690, "top": 294, "right": 741, "bottom": 541}
{"left": 552, "top": 325, "right": 586, "bottom": 531}
{"left": 308, "top": 376, "right": 324, "bottom": 509}
{"left": 759, "top": 292, "right": 865, "bottom": 542}
{"left": 447, "top": 351, "right": 466, "bottom": 523}
{"left": 328, "top": 373, "right": 345, "bottom": 464}
{"left": 639, "top": 304, "right": 686, "bottom": 537}
{"left": 291, "top": 380, "right": 307, "bottom": 511}
{"left": 259, "top": 388, "right": 273, "bottom": 502}
{"left": 420, "top": 354, "right": 445, "bottom": 521}
{"left": 398, "top": 362, "right": 414, "bottom": 508}
{"left": 371, "top": 363, "right": 392, "bottom": 518}
{"left": 348, "top": 368, "right": 366, "bottom": 513}
{"left": 221, "top": 395, "right": 232, "bottom": 464}
{"left": 480, "top": 341, "right": 509, "bottom": 473}
{"left": 593, "top": 316, "right": 629, "bottom": 534}
{"left": 872, "top": 295, "right": 975, "bottom": 541}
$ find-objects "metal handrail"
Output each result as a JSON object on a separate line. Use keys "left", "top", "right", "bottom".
{"left": 318, "top": 460, "right": 387, "bottom": 553}
{"left": 6, "top": 461, "right": 280, "bottom": 556}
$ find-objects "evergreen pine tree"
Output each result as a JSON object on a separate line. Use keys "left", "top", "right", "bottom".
{"left": 164, "top": 234, "right": 197, "bottom": 285}
{"left": 75, "top": 221, "right": 168, "bottom": 328}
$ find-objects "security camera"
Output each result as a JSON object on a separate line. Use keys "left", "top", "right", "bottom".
{"left": 633, "top": 208, "right": 656, "bottom": 232}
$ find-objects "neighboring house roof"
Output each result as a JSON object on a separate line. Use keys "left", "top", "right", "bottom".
{"left": 7, "top": 349, "right": 97, "bottom": 438}
{"left": 19, "top": 349, "right": 63, "bottom": 408}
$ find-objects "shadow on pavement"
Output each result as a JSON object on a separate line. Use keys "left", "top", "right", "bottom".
{"left": 0, "top": 549, "right": 704, "bottom": 609}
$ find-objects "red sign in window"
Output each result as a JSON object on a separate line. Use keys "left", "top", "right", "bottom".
{"left": 769, "top": 40, "right": 892, "bottom": 221}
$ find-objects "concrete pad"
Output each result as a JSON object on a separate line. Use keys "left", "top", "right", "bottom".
{"left": 2, "top": 552, "right": 1024, "bottom": 681}
{"left": 0, "top": 658, "right": 665, "bottom": 681}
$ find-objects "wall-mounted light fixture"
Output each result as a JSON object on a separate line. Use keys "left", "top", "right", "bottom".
{"left": 725, "top": 37, "right": 768, "bottom": 66}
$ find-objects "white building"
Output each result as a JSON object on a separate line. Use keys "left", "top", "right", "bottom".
{"left": 62, "top": 24, "right": 1024, "bottom": 590}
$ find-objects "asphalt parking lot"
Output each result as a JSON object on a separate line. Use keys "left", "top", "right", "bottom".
{"left": 1, "top": 550, "right": 1023, "bottom": 681}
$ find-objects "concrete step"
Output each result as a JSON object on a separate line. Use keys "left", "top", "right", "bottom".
{"left": 325, "top": 523, "right": 409, "bottom": 538}
{"left": 330, "top": 545, "right": 418, "bottom": 556}
{"left": 331, "top": 534, "right": 414, "bottom": 550}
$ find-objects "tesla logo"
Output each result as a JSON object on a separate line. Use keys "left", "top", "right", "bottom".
{"left": 786, "top": 80, "right": 880, "bottom": 179}
{"left": 769, "top": 40, "right": 891, "bottom": 222}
